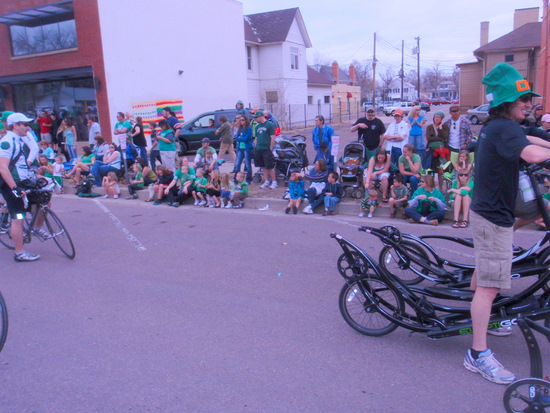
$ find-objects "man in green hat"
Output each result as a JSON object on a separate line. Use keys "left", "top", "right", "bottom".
{"left": 464, "top": 63, "right": 550, "bottom": 384}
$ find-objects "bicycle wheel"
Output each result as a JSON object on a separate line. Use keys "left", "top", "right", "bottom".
{"left": 337, "top": 251, "right": 372, "bottom": 279}
{"left": 503, "top": 378, "right": 550, "bottom": 412}
{"left": 339, "top": 276, "right": 403, "bottom": 336}
{"left": 0, "top": 213, "right": 14, "bottom": 250}
{"left": 379, "top": 240, "right": 430, "bottom": 285}
{"left": 0, "top": 291, "right": 7, "bottom": 353}
{"left": 44, "top": 209, "right": 75, "bottom": 259}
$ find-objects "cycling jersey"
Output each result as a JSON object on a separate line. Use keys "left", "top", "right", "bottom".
{"left": 0, "top": 131, "right": 33, "bottom": 182}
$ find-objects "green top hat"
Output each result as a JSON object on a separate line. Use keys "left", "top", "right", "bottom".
{"left": 482, "top": 62, "right": 540, "bottom": 108}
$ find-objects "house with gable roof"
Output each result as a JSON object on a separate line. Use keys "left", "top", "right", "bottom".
{"left": 244, "top": 7, "right": 312, "bottom": 125}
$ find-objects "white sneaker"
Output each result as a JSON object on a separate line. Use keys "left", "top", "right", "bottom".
{"left": 259, "top": 203, "right": 271, "bottom": 211}
{"left": 270, "top": 181, "right": 279, "bottom": 189}
{"left": 368, "top": 213, "right": 373, "bottom": 218}
{"left": 194, "top": 200, "right": 199, "bottom": 206}
{"left": 220, "top": 200, "right": 226, "bottom": 208}
{"left": 488, "top": 326, "right": 513, "bottom": 336}
{"left": 303, "top": 205, "right": 313, "bottom": 214}
{"left": 198, "top": 200, "right": 207, "bottom": 206}
{"left": 225, "top": 201, "right": 233, "bottom": 209}
{"left": 359, "top": 212, "right": 365, "bottom": 218}
{"left": 260, "top": 181, "right": 271, "bottom": 189}
{"left": 114, "top": 194, "right": 119, "bottom": 199}
{"left": 102, "top": 194, "right": 109, "bottom": 199}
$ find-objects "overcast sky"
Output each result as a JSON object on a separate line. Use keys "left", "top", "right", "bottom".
{"left": 242, "top": 0, "right": 542, "bottom": 75}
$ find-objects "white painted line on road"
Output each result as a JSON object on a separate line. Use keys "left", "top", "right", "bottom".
{"left": 94, "top": 200, "right": 147, "bottom": 251}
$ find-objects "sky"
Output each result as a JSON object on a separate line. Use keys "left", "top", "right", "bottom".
{"left": 241, "top": 0, "right": 542, "bottom": 76}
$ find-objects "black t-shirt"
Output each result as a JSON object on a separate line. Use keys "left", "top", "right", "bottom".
{"left": 353, "top": 117, "right": 386, "bottom": 150}
{"left": 471, "top": 118, "right": 530, "bottom": 227}
{"left": 132, "top": 124, "right": 147, "bottom": 147}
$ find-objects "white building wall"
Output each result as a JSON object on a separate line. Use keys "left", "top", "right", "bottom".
{"left": 308, "top": 85, "right": 332, "bottom": 105}
{"left": 97, "top": 0, "right": 247, "bottom": 123}
{"left": 246, "top": 44, "right": 261, "bottom": 107}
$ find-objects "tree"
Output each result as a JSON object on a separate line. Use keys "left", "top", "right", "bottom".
{"left": 379, "top": 68, "right": 395, "bottom": 101}
{"left": 452, "top": 67, "right": 460, "bottom": 96}
{"left": 350, "top": 59, "right": 373, "bottom": 102}
{"left": 405, "top": 70, "right": 419, "bottom": 92}
{"left": 422, "top": 64, "right": 443, "bottom": 98}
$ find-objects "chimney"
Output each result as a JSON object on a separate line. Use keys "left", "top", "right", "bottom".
{"left": 514, "top": 7, "right": 539, "bottom": 30}
{"left": 332, "top": 61, "right": 339, "bottom": 84}
{"left": 480, "top": 21, "right": 489, "bottom": 47}
{"left": 349, "top": 65, "right": 356, "bottom": 86}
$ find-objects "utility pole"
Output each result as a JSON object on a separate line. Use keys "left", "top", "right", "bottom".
{"left": 415, "top": 36, "right": 421, "bottom": 101}
{"left": 372, "top": 32, "right": 377, "bottom": 108}
{"left": 400, "top": 40, "right": 404, "bottom": 101}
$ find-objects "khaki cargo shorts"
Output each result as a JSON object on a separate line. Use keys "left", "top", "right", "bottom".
{"left": 471, "top": 211, "right": 513, "bottom": 289}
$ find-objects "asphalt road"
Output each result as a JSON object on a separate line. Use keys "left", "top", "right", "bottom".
{"left": 0, "top": 194, "right": 546, "bottom": 412}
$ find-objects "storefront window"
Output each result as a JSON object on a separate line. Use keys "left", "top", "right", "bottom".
{"left": 10, "top": 18, "right": 77, "bottom": 56}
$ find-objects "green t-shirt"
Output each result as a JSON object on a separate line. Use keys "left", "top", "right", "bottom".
{"left": 197, "top": 147, "right": 216, "bottom": 157}
{"left": 451, "top": 179, "right": 474, "bottom": 199}
{"left": 411, "top": 187, "right": 446, "bottom": 214}
{"left": 158, "top": 129, "right": 176, "bottom": 151}
{"left": 135, "top": 171, "right": 145, "bottom": 189}
{"left": 175, "top": 169, "right": 193, "bottom": 186}
{"left": 398, "top": 153, "right": 423, "bottom": 173}
{"left": 194, "top": 176, "right": 208, "bottom": 193}
{"left": 115, "top": 120, "right": 132, "bottom": 136}
{"left": 235, "top": 181, "right": 249, "bottom": 195}
{"left": 81, "top": 153, "right": 95, "bottom": 164}
{"left": 255, "top": 120, "right": 275, "bottom": 151}
{"left": 544, "top": 192, "right": 550, "bottom": 201}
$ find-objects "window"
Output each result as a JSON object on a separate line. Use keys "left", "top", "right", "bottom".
{"left": 308, "top": 95, "right": 313, "bottom": 105}
{"left": 266, "top": 91, "right": 278, "bottom": 104}
{"left": 324, "top": 96, "right": 330, "bottom": 104}
{"left": 10, "top": 18, "right": 77, "bottom": 57}
{"left": 193, "top": 115, "right": 215, "bottom": 128}
{"left": 246, "top": 46, "right": 252, "bottom": 70}
{"left": 505, "top": 54, "right": 514, "bottom": 63}
{"left": 290, "top": 47, "right": 299, "bottom": 70}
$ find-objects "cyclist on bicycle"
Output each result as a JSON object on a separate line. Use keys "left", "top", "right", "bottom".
{"left": 0, "top": 113, "right": 42, "bottom": 262}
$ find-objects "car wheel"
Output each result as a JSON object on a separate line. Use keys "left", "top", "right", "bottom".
{"left": 178, "top": 140, "right": 189, "bottom": 156}
{"left": 391, "top": 110, "right": 395, "bottom": 116}
{"left": 470, "top": 115, "right": 479, "bottom": 125}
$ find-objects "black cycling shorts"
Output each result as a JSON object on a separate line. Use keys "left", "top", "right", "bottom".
{"left": 0, "top": 182, "right": 26, "bottom": 219}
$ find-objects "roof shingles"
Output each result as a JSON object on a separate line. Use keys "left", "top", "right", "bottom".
{"left": 475, "top": 22, "right": 541, "bottom": 54}
{"left": 244, "top": 8, "right": 299, "bottom": 44}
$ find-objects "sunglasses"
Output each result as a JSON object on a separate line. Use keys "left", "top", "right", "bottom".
{"left": 519, "top": 94, "right": 533, "bottom": 103}
{"left": 16, "top": 122, "right": 31, "bottom": 127}
{"left": 458, "top": 173, "right": 469, "bottom": 177}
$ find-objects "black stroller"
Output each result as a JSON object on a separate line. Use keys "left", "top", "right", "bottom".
{"left": 338, "top": 141, "right": 366, "bottom": 199}
{"left": 272, "top": 135, "right": 309, "bottom": 185}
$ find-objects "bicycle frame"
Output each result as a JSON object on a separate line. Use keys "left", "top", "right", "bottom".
{"left": 332, "top": 228, "right": 550, "bottom": 339}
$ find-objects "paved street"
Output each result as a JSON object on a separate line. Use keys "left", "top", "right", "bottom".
{"left": 0, "top": 195, "right": 547, "bottom": 412}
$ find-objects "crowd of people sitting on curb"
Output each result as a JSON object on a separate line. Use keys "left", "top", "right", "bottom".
{"left": 8, "top": 98, "right": 550, "bottom": 227}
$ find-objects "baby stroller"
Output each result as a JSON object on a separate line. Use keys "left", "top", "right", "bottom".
{"left": 272, "top": 135, "right": 309, "bottom": 185}
{"left": 338, "top": 142, "right": 366, "bottom": 199}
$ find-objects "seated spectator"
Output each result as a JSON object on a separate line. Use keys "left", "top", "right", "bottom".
{"left": 448, "top": 168, "right": 474, "bottom": 228}
{"left": 192, "top": 167, "right": 208, "bottom": 206}
{"left": 126, "top": 162, "right": 145, "bottom": 200}
{"left": 302, "top": 159, "right": 329, "bottom": 214}
{"left": 91, "top": 143, "right": 121, "bottom": 186}
{"left": 363, "top": 148, "right": 391, "bottom": 202}
{"left": 37, "top": 155, "right": 54, "bottom": 178}
{"left": 102, "top": 171, "right": 120, "bottom": 199}
{"left": 165, "top": 164, "right": 194, "bottom": 207}
{"left": 452, "top": 149, "right": 473, "bottom": 177}
{"left": 138, "top": 157, "right": 158, "bottom": 202}
{"left": 398, "top": 144, "right": 423, "bottom": 194}
{"left": 66, "top": 145, "right": 96, "bottom": 186}
{"left": 201, "top": 149, "right": 218, "bottom": 175}
{"left": 220, "top": 172, "right": 235, "bottom": 208}
{"left": 285, "top": 172, "right": 305, "bottom": 214}
{"left": 39, "top": 141, "right": 56, "bottom": 161}
{"left": 93, "top": 136, "right": 109, "bottom": 161}
{"left": 314, "top": 141, "right": 334, "bottom": 172}
{"left": 230, "top": 171, "right": 249, "bottom": 209}
{"left": 151, "top": 165, "right": 173, "bottom": 204}
{"left": 206, "top": 169, "right": 222, "bottom": 207}
{"left": 405, "top": 175, "right": 446, "bottom": 226}
{"left": 193, "top": 138, "right": 218, "bottom": 171}
{"left": 359, "top": 189, "right": 379, "bottom": 218}
{"left": 322, "top": 172, "right": 344, "bottom": 216}
{"left": 388, "top": 173, "right": 409, "bottom": 218}
{"left": 540, "top": 114, "right": 550, "bottom": 133}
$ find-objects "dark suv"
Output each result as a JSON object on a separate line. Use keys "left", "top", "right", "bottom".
{"left": 177, "top": 108, "right": 279, "bottom": 155}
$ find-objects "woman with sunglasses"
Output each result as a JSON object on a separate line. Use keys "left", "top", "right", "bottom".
{"left": 90, "top": 143, "right": 121, "bottom": 187}
{"left": 404, "top": 174, "right": 446, "bottom": 226}
{"left": 233, "top": 115, "right": 253, "bottom": 184}
{"left": 448, "top": 168, "right": 474, "bottom": 228}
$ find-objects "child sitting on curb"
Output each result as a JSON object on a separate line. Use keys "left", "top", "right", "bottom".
{"left": 220, "top": 173, "right": 235, "bottom": 208}
{"left": 192, "top": 167, "right": 208, "bottom": 206}
{"left": 230, "top": 171, "right": 249, "bottom": 209}
{"left": 126, "top": 162, "right": 144, "bottom": 199}
{"left": 206, "top": 169, "right": 222, "bottom": 208}
{"left": 359, "top": 189, "right": 379, "bottom": 218}
{"left": 165, "top": 164, "right": 194, "bottom": 207}
{"left": 151, "top": 165, "right": 173, "bottom": 204}
{"left": 102, "top": 171, "right": 120, "bottom": 199}
{"left": 286, "top": 172, "right": 305, "bottom": 214}
{"left": 322, "top": 172, "right": 343, "bottom": 216}
{"left": 388, "top": 174, "right": 409, "bottom": 218}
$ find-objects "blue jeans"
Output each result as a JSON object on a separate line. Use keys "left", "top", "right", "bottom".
{"left": 234, "top": 148, "right": 252, "bottom": 183}
{"left": 307, "top": 187, "right": 324, "bottom": 211}
{"left": 150, "top": 149, "right": 161, "bottom": 171}
{"left": 136, "top": 145, "right": 148, "bottom": 165}
{"left": 389, "top": 147, "right": 402, "bottom": 171}
{"left": 67, "top": 144, "right": 77, "bottom": 161}
{"left": 403, "top": 174, "right": 420, "bottom": 194}
{"left": 404, "top": 207, "right": 445, "bottom": 223}
{"left": 324, "top": 195, "right": 341, "bottom": 212}
{"left": 91, "top": 161, "right": 119, "bottom": 186}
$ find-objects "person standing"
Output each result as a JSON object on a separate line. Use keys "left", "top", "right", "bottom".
{"left": 382, "top": 109, "right": 410, "bottom": 168}
{"left": 87, "top": 115, "right": 101, "bottom": 148}
{"left": 253, "top": 110, "right": 278, "bottom": 189}
{"left": 464, "top": 63, "right": 550, "bottom": 384}
{"left": 216, "top": 115, "right": 236, "bottom": 162}
{"left": 162, "top": 107, "right": 179, "bottom": 129}
{"left": 37, "top": 110, "right": 52, "bottom": 143}
{"left": 406, "top": 105, "right": 427, "bottom": 159}
{"left": 130, "top": 116, "right": 148, "bottom": 165}
{"left": 444, "top": 105, "right": 473, "bottom": 160}
{"left": 0, "top": 113, "right": 41, "bottom": 261}
{"left": 350, "top": 108, "right": 386, "bottom": 161}
{"left": 312, "top": 115, "right": 334, "bottom": 152}
{"left": 113, "top": 112, "right": 131, "bottom": 144}
{"left": 157, "top": 120, "right": 176, "bottom": 172}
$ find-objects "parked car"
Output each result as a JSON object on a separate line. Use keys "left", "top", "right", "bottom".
{"left": 418, "top": 102, "right": 430, "bottom": 112}
{"left": 176, "top": 108, "right": 279, "bottom": 155}
{"left": 432, "top": 98, "right": 450, "bottom": 106}
{"left": 383, "top": 101, "right": 414, "bottom": 116}
{"left": 466, "top": 104, "right": 490, "bottom": 125}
